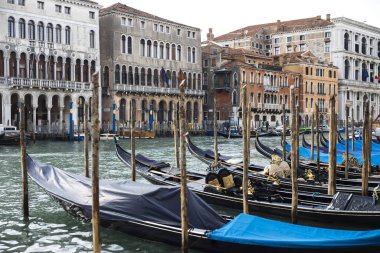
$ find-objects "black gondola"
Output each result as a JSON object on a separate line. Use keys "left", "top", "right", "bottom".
{"left": 115, "top": 142, "right": 380, "bottom": 229}
{"left": 27, "top": 154, "right": 380, "bottom": 253}
{"left": 217, "top": 131, "right": 243, "bottom": 138}
{"left": 186, "top": 134, "right": 380, "bottom": 195}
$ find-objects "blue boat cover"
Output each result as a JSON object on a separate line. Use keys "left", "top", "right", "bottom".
{"left": 27, "top": 155, "right": 226, "bottom": 230}
{"left": 208, "top": 213, "right": 380, "bottom": 248}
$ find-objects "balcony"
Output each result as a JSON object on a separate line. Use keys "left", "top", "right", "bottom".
{"left": 264, "top": 104, "right": 281, "bottom": 110}
{"left": 264, "top": 85, "right": 280, "bottom": 92}
{"left": 5, "top": 77, "right": 91, "bottom": 91}
{"left": 214, "top": 83, "right": 231, "bottom": 91}
{"left": 113, "top": 84, "right": 205, "bottom": 96}
{"left": 340, "top": 79, "right": 380, "bottom": 90}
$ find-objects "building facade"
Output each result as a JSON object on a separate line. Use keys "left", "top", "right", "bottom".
{"left": 0, "top": 0, "right": 101, "bottom": 133}
{"left": 99, "top": 3, "right": 204, "bottom": 131}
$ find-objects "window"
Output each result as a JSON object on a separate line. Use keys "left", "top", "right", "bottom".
{"left": 121, "top": 17, "right": 126, "bottom": 25}
{"left": 8, "top": 17, "right": 15, "bottom": 37}
{"left": 7, "top": 0, "right": 15, "bottom": 4}
{"left": 287, "top": 45, "right": 292, "bottom": 52}
{"left": 160, "top": 25, "right": 163, "bottom": 32}
{"left": 287, "top": 36, "right": 292, "bottom": 42}
{"left": 28, "top": 20, "right": 35, "bottom": 40}
{"left": 153, "top": 24, "right": 158, "bottom": 31}
{"left": 305, "top": 67, "right": 309, "bottom": 75}
{"left": 274, "top": 47, "right": 280, "bottom": 55}
{"left": 299, "top": 44, "right": 306, "bottom": 51}
{"left": 165, "top": 26, "right": 170, "bottom": 33}
{"left": 177, "top": 29, "right": 181, "bottom": 36}
{"left": 127, "top": 36, "right": 132, "bottom": 54}
{"left": 89, "top": 30, "right": 95, "bottom": 48}
{"left": 55, "top": 25, "right": 61, "bottom": 43}
{"left": 187, "top": 31, "right": 191, "bottom": 37}
{"left": 89, "top": 11, "right": 95, "bottom": 19}
{"left": 65, "top": 26, "right": 70, "bottom": 45}
{"left": 300, "top": 35, "right": 305, "bottom": 41}
{"left": 192, "top": 32, "right": 196, "bottom": 38}
{"left": 140, "top": 21, "right": 145, "bottom": 29}
{"left": 159, "top": 42, "right": 164, "bottom": 59}
{"left": 274, "top": 38, "right": 279, "bottom": 43}
{"left": 121, "top": 35, "right": 126, "bottom": 53}
{"left": 305, "top": 98, "right": 308, "bottom": 108}
{"left": 18, "top": 0, "right": 25, "bottom": 5}
{"left": 37, "top": 1, "right": 44, "bottom": 9}
{"left": 140, "top": 39, "right": 145, "bottom": 56}
{"left": 147, "top": 40, "right": 152, "bottom": 57}
{"left": 325, "top": 32, "right": 331, "bottom": 38}
{"left": 47, "top": 23, "right": 53, "bottom": 42}
{"left": 325, "top": 42, "right": 330, "bottom": 52}
{"left": 37, "top": 21, "right": 44, "bottom": 41}
{"left": 177, "top": 45, "right": 181, "bottom": 61}
{"left": 19, "top": 18, "right": 26, "bottom": 39}
{"left": 55, "top": 5, "right": 62, "bottom": 13}
{"left": 128, "top": 18, "right": 133, "bottom": 26}
{"left": 64, "top": 7, "right": 71, "bottom": 14}
{"left": 187, "top": 47, "right": 191, "bottom": 62}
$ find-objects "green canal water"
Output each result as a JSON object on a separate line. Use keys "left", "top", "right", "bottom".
{"left": 0, "top": 135, "right": 280, "bottom": 253}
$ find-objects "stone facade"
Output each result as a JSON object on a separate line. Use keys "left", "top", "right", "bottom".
{"left": 99, "top": 3, "right": 203, "bottom": 130}
{"left": 0, "top": 0, "right": 101, "bottom": 133}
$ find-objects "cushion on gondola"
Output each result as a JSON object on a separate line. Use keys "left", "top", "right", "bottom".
{"left": 222, "top": 174, "right": 235, "bottom": 189}
{"left": 208, "top": 178, "right": 221, "bottom": 188}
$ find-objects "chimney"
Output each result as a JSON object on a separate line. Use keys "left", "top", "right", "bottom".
{"left": 207, "top": 28, "right": 214, "bottom": 41}
{"left": 276, "top": 20, "right": 281, "bottom": 32}
{"left": 326, "top": 14, "right": 331, "bottom": 21}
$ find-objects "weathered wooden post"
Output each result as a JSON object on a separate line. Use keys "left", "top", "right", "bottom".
{"left": 316, "top": 104, "right": 320, "bottom": 182}
{"left": 20, "top": 102, "right": 29, "bottom": 220}
{"left": 173, "top": 106, "right": 180, "bottom": 168}
{"left": 311, "top": 109, "right": 315, "bottom": 160}
{"left": 282, "top": 104, "right": 286, "bottom": 161}
{"left": 84, "top": 103, "right": 89, "bottom": 178}
{"left": 362, "top": 100, "right": 369, "bottom": 196}
{"left": 213, "top": 96, "right": 218, "bottom": 166}
{"left": 345, "top": 106, "right": 349, "bottom": 179}
{"left": 352, "top": 108, "right": 355, "bottom": 152}
{"left": 179, "top": 80, "right": 188, "bottom": 253}
{"left": 290, "top": 89, "right": 298, "bottom": 223}
{"left": 242, "top": 85, "right": 249, "bottom": 214}
{"left": 130, "top": 100, "right": 136, "bottom": 181}
{"left": 247, "top": 102, "right": 252, "bottom": 164}
{"left": 328, "top": 95, "right": 337, "bottom": 195}
{"left": 90, "top": 71, "right": 100, "bottom": 253}
{"left": 296, "top": 105, "right": 300, "bottom": 169}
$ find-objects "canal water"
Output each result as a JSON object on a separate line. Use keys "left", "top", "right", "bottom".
{"left": 0, "top": 135, "right": 281, "bottom": 253}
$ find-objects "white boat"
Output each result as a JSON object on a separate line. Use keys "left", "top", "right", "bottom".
{"left": 0, "top": 124, "right": 19, "bottom": 136}
{"left": 100, "top": 133, "right": 119, "bottom": 141}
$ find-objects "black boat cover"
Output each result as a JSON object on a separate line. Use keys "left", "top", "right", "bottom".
{"left": 27, "top": 155, "right": 226, "bottom": 230}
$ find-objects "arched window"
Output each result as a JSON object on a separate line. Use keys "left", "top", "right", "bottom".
{"left": 28, "top": 20, "right": 35, "bottom": 40}
{"left": 344, "top": 33, "right": 350, "bottom": 51}
{"left": 103, "top": 66, "right": 109, "bottom": 89}
{"left": 89, "top": 30, "right": 95, "bottom": 48}
{"left": 171, "top": 44, "right": 176, "bottom": 60}
{"left": 197, "top": 74, "right": 201, "bottom": 90}
{"left": 153, "top": 69, "right": 159, "bottom": 86}
{"left": 193, "top": 73, "right": 196, "bottom": 89}
{"left": 362, "top": 63, "right": 368, "bottom": 81}
{"left": 55, "top": 25, "right": 61, "bottom": 43}
{"left": 115, "top": 64, "right": 120, "bottom": 84}
{"left": 233, "top": 73, "right": 238, "bottom": 86}
{"left": 344, "top": 59, "right": 350, "bottom": 79}
{"left": 122, "top": 65, "right": 127, "bottom": 84}
{"left": 159, "top": 42, "right": 164, "bottom": 59}
{"left": 153, "top": 41, "right": 158, "bottom": 58}
{"left": 19, "top": 18, "right": 25, "bottom": 39}
{"left": 65, "top": 26, "right": 71, "bottom": 45}
{"left": 187, "top": 47, "right": 191, "bottom": 62}
{"left": 147, "top": 40, "right": 152, "bottom": 57}
{"left": 8, "top": 17, "right": 15, "bottom": 37}
{"left": 47, "top": 23, "right": 53, "bottom": 42}
{"left": 121, "top": 35, "right": 126, "bottom": 53}
{"left": 172, "top": 71, "right": 177, "bottom": 88}
{"left": 232, "top": 91, "right": 237, "bottom": 106}
{"left": 134, "top": 67, "right": 139, "bottom": 85}
{"left": 128, "top": 66, "right": 133, "bottom": 84}
{"left": 140, "top": 39, "right": 145, "bottom": 56}
{"left": 192, "top": 48, "right": 196, "bottom": 63}
{"left": 361, "top": 37, "right": 367, "bottom": 55}
{"left": 147, "top": 68, "right": 152, "bottom": 86}
{"left": 37, "top": 21, "right": 44, "bottom": 41}
{"left": 127, "top": 36, "right": 132, "bottom": 54}
{"left": 165, "top": 43, "right": 170, "bottom": 59}
{"left": 177, "top": 45, "right": 181, "bottom": 61}
{"left": 141, "top": 68, "right": 146, "bottom": 85}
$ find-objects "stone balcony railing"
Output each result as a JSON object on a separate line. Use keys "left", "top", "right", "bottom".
{"left": 263, "top": 85, "right": 280, "bottom": 92}
{"left": 0, "top": 77, "right": 91, "bottom": 91}
{"left": 256, "top": 103, "right": 288, "bottom": 110}
{"left": 114, "top": 84, "right": 205, "bottom": 96}
{"left": 340, "top": 79, "right": 380, "bottom": 90}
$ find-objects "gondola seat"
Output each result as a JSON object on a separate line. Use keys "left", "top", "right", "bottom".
{"left": 217, "top": 168, "right": 242, "bottom": 195}
{"left": 204, "top": 172, "right": 222, "bottom": 193}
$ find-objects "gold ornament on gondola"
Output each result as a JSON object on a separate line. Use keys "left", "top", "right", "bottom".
{"left": 304, "top": 169, "right": 315, "bottom": 181}
{"left": 341, "top": 153, "right": 360, "bottom": 168}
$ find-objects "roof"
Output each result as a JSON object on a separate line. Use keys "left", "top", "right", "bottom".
{"left": 214, "top": 16, "right": 333, "bottom": 41}
{"left": 100, "top": 3, "right": 199, "bottom": 30}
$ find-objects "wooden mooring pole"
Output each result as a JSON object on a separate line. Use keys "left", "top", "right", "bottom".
{"left": 351, "top": 108, "right": 355, "bottom": 152}
{"left": 20, "top": 101, "right": 29, "bottom": 220}
{"left": 282, "top": 104, "right": 286, "bottom": 161}
{"left": 247, "top": 102, "right": 252, "bottom": 165}
{"left": 179, "top": 80, "right": 188, "bottom": 253}
{"left": 242, "top": 85, "right": 249, "bottom": 214}
{"left": 174, "top": 106, "right": 180, "bottom": 168}
{"left": 290, "top": 89, "right": 298, "bottom": 224}
{"left": 316, "top": 104, "right": 320, "bottom": 182}
{"left": 328, "top": 95, "right": 337, "bottom": 195}
{"left": 362, "top": 100, "right": 370, "bottom": 196}
{"left": 91, "top": 72, "right": 101, "bottom": 253}
{"left": 345, "top": 106, "right": 349, "bottom": 179}
{"left": 84, "top": 103, "right": 89, "bottom": 178}
{"left": 296, "top": 105, "right": 300, "bottom": 169}
{"left": 311, "top": 109, "right": 315, "bottom": 160}
{"left": 213, "top": 96, "right": 218, "bottom": 166}
{"left": 130, "top": 100, "right": 136, "bottom": 182}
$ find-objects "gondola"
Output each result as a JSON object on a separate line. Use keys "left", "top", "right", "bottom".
{"left": 186, "top": 134, "right": 380, "bottom": 195}
{"left": 115, "top": 142, "right": 380, "bottom": 230}
{"left": 217, "top": 130, "right": 243, "bottom": 138}
{"left": 0, "top": 133, "right": 20, "bottom": 145}
{"left": 27, "top": 155, "right": 380, "bottom": 253}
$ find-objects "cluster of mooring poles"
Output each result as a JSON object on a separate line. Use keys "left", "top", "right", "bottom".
{"left": 19, "top": 74, "right": 374, "bottom": 252}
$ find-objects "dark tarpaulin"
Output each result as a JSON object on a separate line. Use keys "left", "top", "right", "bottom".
{"left": 27, "top": 155, "right": 226, "bottom": 230}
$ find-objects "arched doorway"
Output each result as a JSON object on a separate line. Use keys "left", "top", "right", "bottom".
{"left": 11, "top": 93, "right": 19, "bottom": 127}
{"left": 37, "top": 94, "right": 48, "bottom": 132}
{"left": 119, "top": 98, "right": 126, "bottom": 123}
{"left": 51, "top": 95, "right": 60, "bottom": 133}
{"left": 186, "top": 101, "right": 192, "bottom": 123}
{"left": 9, "top": 52, "right": 17, "bottom": 77}
{"left": 141, "top": 99, "right": 147, "bottom": 124}
{"left": 77, "top": 96, "right": 85, "bottom": 132}
{"left": 193, "top": 101, "right": 199, "bottom": 125}
{"left": 24, "top": 94, "right": 33, "bottom": 131}
{"left": 158, "top": 100, "right": 167, "bottom": 123}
